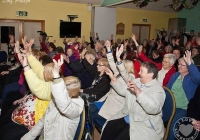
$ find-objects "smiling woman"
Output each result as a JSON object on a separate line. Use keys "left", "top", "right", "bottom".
{"left": 167, "top": 51, "right": 200, "bottom": 140}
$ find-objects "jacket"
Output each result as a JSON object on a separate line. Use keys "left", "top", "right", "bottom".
{"left": 68, "top": 59, "right": 94, "bottom": 89}
{"left": 26, "top": 55, "right": 51, "bottom": 123}
{"left": 138, "top": 52, "right": 162, "bottom": 70}
{"left": 162, "top": 66, "right": 176, "bottom": 86}
{"left": 103, "top": 78, "right": 166, "bottom": 140}
{"left": 98, "top": 53, "right": 127, "bottom": 119}
{"left": 21, "top": 79, "right": 84, "bottom": 140}
{"left": 82, "top": 59, "right": 110, "bottom": 101}
{"left": 167, "top": 63, "right": 200, "bottom": 101}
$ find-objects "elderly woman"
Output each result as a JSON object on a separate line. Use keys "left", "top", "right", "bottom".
{"left": 21, "top": 56, "right": 84, "bottom": 140}
{"left": 102, "top": 62, "right": 165, "bottom": 140}
{"left": 89, "top": 41, "right": 135, "bottom": 122}
{"left": 157, "top": 53, "right": 176, "bottom": 86}
{"left": 167, "top": 50, "right": 200, "bottom": 140}
{"left": 80, "top": 49, "right": 110, "bottom": 102}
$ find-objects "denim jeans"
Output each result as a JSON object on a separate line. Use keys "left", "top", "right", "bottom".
{"left": 1, "top": 82, "right": 21, "bottom": 106}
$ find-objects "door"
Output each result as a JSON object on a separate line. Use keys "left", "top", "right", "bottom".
{"left": 132, "top": 24, "right": 151, "bottom": 44}
{"left": 0, "top": 22, "right": 20, "bottom": 54}
{"left": 23, "top": 21, "right": 42, "bottom": 50}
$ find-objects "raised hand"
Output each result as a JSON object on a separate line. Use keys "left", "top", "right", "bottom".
{"left": 116, "top": 44, "right": 124, "bottom": 62}
{"left": 22, "top": 36, "right": 27, "bottom": 47}
{"left": 53, "top": 55, "right": 64, "bottom": 78}
{"left": 157, "top": 40, "right": 162, "bottom": 50}
{"left": 105, "top": 40, "right": 111, "bottom": 51}
{"left": 28, "top": 38, "right": 34, "bottom": 51}
{"left": 17, "top": 53, "right": 28, "bottom": 67}
{"left": 62, "top": 54, "right": 70, "bottom": 63}
{"left": 183, "top": 50, "right": 192, "bottom": 65}
{"left": 124, "top": 40, "right": 128, "bottom": 47}
{"left": 21, "top": 37, "right": 34, "bottom": 56}
{"left": 131, "top": 33, "right": 136, "bottom": 41}
{"left": 105, "top": 68, "right": 117, "bottom": 83}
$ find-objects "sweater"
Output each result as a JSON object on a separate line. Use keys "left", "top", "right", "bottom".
{"left": 167, "top": 63, "right": 200, "bottom": 102}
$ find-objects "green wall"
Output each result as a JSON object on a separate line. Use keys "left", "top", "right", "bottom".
{"left": 178, "top": 2, "right": 200, "bottom": 34}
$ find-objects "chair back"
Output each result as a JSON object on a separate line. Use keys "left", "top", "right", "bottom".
{"left": 0, "top": 51, "right": 7, "bottom": 63}
{"left": 162, "top": 86, "right": 176, "bottom": 140}
{"left": 73, "top": 107, "right": 85, "bottom": 140}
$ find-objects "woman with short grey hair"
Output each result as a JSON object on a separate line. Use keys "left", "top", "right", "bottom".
{"left": 157, "top": 53, "right": 176, "bottom": 86}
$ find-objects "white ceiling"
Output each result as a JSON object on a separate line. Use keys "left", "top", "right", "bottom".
{"left": 51, "top": 0, "right": 175, "bottom": 12}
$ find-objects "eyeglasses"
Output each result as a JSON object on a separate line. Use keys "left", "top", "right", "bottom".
{"left": 178, "top": 63, "right": 186, "bottom": 67}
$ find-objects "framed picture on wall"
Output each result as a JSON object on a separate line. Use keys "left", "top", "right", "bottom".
{"left": 116, "top": 23, "right": 125, "bottom": 35}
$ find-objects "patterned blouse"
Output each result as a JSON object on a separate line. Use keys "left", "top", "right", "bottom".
{"left": 12, "top": 94, "right": 36, "bottom": 130}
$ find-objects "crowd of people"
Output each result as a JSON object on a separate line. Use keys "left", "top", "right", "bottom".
{"left": 0, "top": 27, "right": 200, "bottom": 140}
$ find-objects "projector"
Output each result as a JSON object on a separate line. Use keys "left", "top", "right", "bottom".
{"left": 67, "top": 15, "right": 78, "bottom": 18}
{"left": 67, "top": 15, "right": 78, "bottom": 22}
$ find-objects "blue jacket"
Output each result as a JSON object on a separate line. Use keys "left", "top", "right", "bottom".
{"left": 167, "top": 63, "right": 200, "bottom": 101}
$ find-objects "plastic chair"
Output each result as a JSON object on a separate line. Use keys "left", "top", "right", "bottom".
{"left": 73, "top": 107, "right": 85, "bottom": 140}
{"left": 162, "top": 86, "right": 176, "bottom": 140}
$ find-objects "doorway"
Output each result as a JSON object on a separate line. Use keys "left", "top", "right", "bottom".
{"left": 0, "top": 19, "right": 45, "bottom": 53}
{"left": 132, "top": 24, "right": 151, "bottom": 44}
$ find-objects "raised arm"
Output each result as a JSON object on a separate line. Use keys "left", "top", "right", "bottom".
{"left": 51, "top": 79, "right": 83, "bottom": 118}
{"left": 51, "top": 57, "right": 83, "bottom": 118}
{"left": 21, "top": 37, "right": 45, "bottom": 80}
{"left": 155, "top": 29, "right": 162, "bottom": 39}
{"left": 184, "top": 50, "right": 200, "bottom": 84}
{"left": 116, "top": 44, "right": 135, "bottom": 82}
{"left": 105, "top": 68, "right": 126, "bottom": 96}
{"left": 105, "top": 40, "right": 119, "bottom": 76}
{"left": 17, "top": 52, "right": 51, "bottom": 100}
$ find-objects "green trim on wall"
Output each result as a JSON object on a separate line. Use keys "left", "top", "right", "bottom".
{"left": 178, "top": 2, "right": 200, "bottom": 33}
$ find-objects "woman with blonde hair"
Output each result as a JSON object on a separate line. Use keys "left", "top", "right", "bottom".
{"left": 90, "top": 41, "right": 135, "bottom": 121}
{"left": 21, "top": 56, "right": 84, "bottom": 140}
{"left": 80, "top": 49, "right": 111, "bottom": 102}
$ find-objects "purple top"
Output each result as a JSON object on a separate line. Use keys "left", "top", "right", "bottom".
{"left": 64, "top": 55, "right": 76, "bottom": 77}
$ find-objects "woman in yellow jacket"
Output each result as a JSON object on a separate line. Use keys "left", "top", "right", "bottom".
{"left": 17, "top": 38, "right": 52, "bottom": 123}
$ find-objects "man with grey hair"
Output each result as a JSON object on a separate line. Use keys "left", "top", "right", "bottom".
{"left": 157, "top": 53, "right": 176, "bottom": 86}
